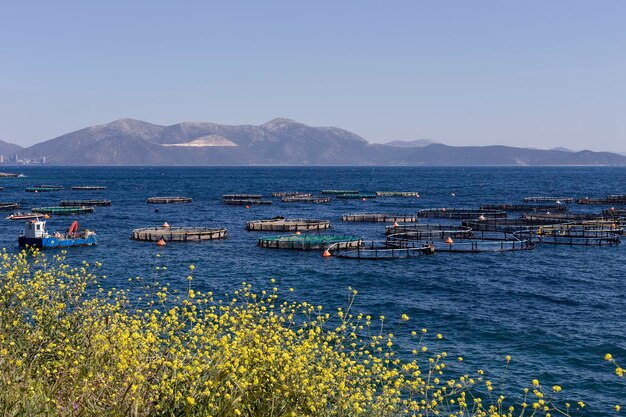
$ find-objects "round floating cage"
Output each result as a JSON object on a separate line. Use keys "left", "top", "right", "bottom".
{"left": 321, "top": 189, "right": 359, "bottom": 195}
{"left": 72, "top": 186, "right": 106, "bottom": 190}
{"left": 342, "top": 213, "right": 417, "bottom": 222}
{"left": 375, "top": 191, "right": 420, "bottom": 197}
{"left": 32, "top": 206, "right": 95, "bottom": 215}
{"left": 522, "top": 213, "right": 602, "bottom": 222}
{"left": 426, "top": 232, "right": 535, "bottom": 253}
{"left": 386, "top": 224, "right": 473, "bottom": 240}
{"left": 147, "top": 196, "right": 192, "bottom": 204}
{"left": 25, "top": 185, "right": 63, "bottom": 192}
{"left": 528, "top": 228, "right": 621, "bottom": 246}
{"left": 0, "top": 202, "right": 20, "bottom": 211}
{"left": 461, "top": 218, "right": 561, "bottom": 233}
{"left": 281, "top": 196, "right": 331, "bottom": 203}
{"left": 246, "top": 218, "right": 330, "bottom": 231}
{"left": 222, "top": 194, "right": 262, "bottom": 200}
{"left": 480, "top": 204, "right": 567, "bottom": 213}
{"left": 131, "top": 227, "right": 227, "bottom": 242}
{"left": 418, "top": 208, "right": 507, "bottom": 219}
{"left": 272, "top": 192, "right": 312, "bottom": 197}
{"left": 328, "top": 240, "right": 435, "bottom": 259}
{"left": 60, "top": 200, "right": 112, "bottom": 206}
{"left": 224, "top": 199, "right": 272, "bottom": 205}
{"left": 576, "top": 196, "right": 626, "bottom": 205}
{"left": 523, "top": 197, "right": 573, "bottom": 203}
{"left": 258, "top": 235, "right": 361, "bottom": 250}
{"left": 336, "top": 193, "right": 377, "bottom": 199}
{"left": 603, "top": 208, "right": 626, "bottom": 217}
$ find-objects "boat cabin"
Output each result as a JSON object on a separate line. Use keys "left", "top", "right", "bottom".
{"left": 24, "top": 220, "right": 48, "bottom": 239}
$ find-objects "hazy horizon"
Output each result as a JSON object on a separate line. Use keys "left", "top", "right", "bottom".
{"left": 1, "top": 1, "right": 625, "bottom": 152}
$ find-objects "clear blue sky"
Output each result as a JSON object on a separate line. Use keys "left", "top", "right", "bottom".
{"left": 1, "top": 1, "right": 625, "bottom": 151}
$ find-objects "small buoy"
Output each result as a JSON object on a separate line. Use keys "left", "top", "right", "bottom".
{"left": 537, "top": 228, "right": 543, "bottom": 235}
{"left": 611, "top": 223, "right": 617, "bottom": 229}
{"left": 43, "top": 214, "right": 50, "bottom": 219}
{"left": 610, "top": 207, "right": 616, "bottom": 212}
{"left": 556, "top": 200, "right": 561, "bottom": 205}
{"left": 157, "top": 238, "right": 166, "bottom": 246}
{"left": 245, "top": 205, "right": 250, "bottom": 209}
{"left": 362, "top": 198, "right": 366, "bottom": 201}
{"left": 478, "top": 215, "right": 486, "bottom": 221}
{"left": 295, "top": 231, "right": 302, "bottom": 235}
{"left": 162, "top": 222, "right": 170, "bottom": 228}
{"left": 445, "top": 237, "right": 454, "bottom": 244}
{"left": 322, "top": 249, "right": 332, "bottom": 257}
{"left": 392, "top": 222, "right": 399, "bottom": 228}
{"left": 451, "top": 192, "right": 456, "bottom": 197}
{"left": 442, "top": 208, "right": 447, "bottom": 212}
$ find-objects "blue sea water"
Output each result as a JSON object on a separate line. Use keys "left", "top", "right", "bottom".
{"left": 1, "top": 166, "right": 625, "bottom": 414}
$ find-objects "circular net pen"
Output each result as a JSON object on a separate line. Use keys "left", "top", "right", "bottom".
{"left": 131, "top": 227, "right": 227, "bottom": 242}
{"left": 60, "top": 200, "right": 112, "bottom": 206}
{"left": 0, "top": 202, "right": 20, "bottom": 211}
{"left": 342, "top": 213, "right": 417, "bottom": 222}
{"left": 522, "top": 213, "right": 603, "bottom": 222}
{"left": 523, "top": 197, "right": 573, "bottom": 203}
{"left": 328, "top": 240, "right": 435, "bottom": 260}
{"left": 480, "top": 204, "right": 567, "bottom": 213}
{"left": 223, "top": 199, "right": 272, "bottom": 205}
{"left": 147, "top": 197, "right": 192, "bottom": 204}
{"left": 336, "top": 193, "right": 377, "bottom": 199}
{"left": 603, "top": 208, "right": 626, "bottom": 217}
{"left": 461, "top": 218, "right": 562, "bottom": 233}
{"left": 375, "top": 191, "right": 420, "bottom": 197}
{"left": 425, "top": 232, "right": 535, "bottom": 252}
{"left": 527, "top": 228, "right": 621, "bottom": 246}
{"left": 418, "top": 208, "right": 507, "bottom": 219}
{"left": 386, "top": 225, "right": 473, "bottom": 241}
{"left": 281, "top": 196, "right": 331, "bottom": 203}
{"left": 272, "top": 192, "right": 312, "bottom": 197}
{"left": 246, "top": 219, "right": 331, "bottom": 232}
{"left": 222, "top": 194, "right": 263, "bottom": 200}
{"left": 576, "top": 196, "right": 626, "bottom": 205}
{"left": 72, "top": 186, "right": 106, "bottom": 190}
{"left": 321, "top": 189, "right": 359, "bottom": 195}
{"left": 258, "top": 235, "right": 361, "bottom": 250}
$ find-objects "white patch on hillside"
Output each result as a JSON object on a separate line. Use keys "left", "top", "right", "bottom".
{"left": 161, "top": 135, "right": 238, "bottom": 147}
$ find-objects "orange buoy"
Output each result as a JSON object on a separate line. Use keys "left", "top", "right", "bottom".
{"left": 157, "top": 238, "right": 166, "bottom": 246}
{"left": 611, "top": 223, "right": 617, "bottom": 229}
{"left": 392, "top": 222, "right": 399, "bottom": 228}
{"left": 478, "top": 215, "right": 486, "bottom": 221}
{"left": 245, "top": 205, "right": 250, "bottom": 209}
{"left": 322, "top": 249, "right": 332, "bottom": 257}
{"left": 445, "top": 237, "right": 454, "bottom": 244}
{"left": 295, "top": 231, "right": 302, "bottom": 235}
{"left": 43, "top": 214, "right": 50, "bottom": 219}
{"left": 163, "top": 222, "right": 170, "bottom": 228}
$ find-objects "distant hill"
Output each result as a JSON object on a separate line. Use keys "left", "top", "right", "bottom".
{"left": 385, "top": 139, "right": 438, "bottom": 148}
{"left": 0, "top": 139, "right": 22, "bottom": 156}
{"left": 14, "top": 118, "right": 626, "bottom": 166}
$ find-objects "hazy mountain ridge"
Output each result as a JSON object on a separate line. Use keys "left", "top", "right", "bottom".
{"left": 0, "top": 140, "right": 22, "bottom": 156}
{"left": 12, "top": 118, "right": 626, "bottom": 166}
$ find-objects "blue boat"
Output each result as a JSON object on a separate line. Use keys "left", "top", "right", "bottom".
{"left": 18, "top": 220, "right": 97, "bottom": 249}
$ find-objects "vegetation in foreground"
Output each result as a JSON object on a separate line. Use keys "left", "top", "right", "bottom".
{"left": 0, "top": 249, "right": 622, "bottom": 416}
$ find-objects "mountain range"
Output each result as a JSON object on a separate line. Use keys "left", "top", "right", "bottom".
{"left": 3, "top": 118, "right": 626, "bottom": 166}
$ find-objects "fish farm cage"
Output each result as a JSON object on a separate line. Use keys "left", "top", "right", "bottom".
{"left": 71, "top": 186, "right": 106, "bottom": 190}
{"left": 418, "top": 208, "right": 507, "bottom": 219}
{"left": 147, "top": 196, "right": 192, "bottom": 204}
{"left": 25, "top": 186, "right": 63, "bottom": 192}
{"left": 522, "top": 213, "right": 603, "bottom": 222}
{"left": 524, "top": 228, "right": 621, "bottom": 246}
{"left": 0, "top": 202, "right": 20, "bottom": 211}
{"left": 375, "top": 191, "right": 420, "bottom": 197}
{"left": 281, "top": 196, "right": 331, "bottom": 203}
{"left": 385, "top": 225, "right": 473, "bottom": 240}
{"left": 222, "top": 194, "right": 263, "bottom": 200}
{"left": 245, "top": 218, "right": 331, "bottom": 232}
{"left": 321, "top": 190, "right": 359, "bottom": 195}
{"left": 603, "top": 208, "right": 626, "bottom": 217}
{"left": 130, "top": 227, "right": 227, "bottom": 242}
{"left": 32, "top": 206, "right": 95, "bottom": 215}
{"left": 428, "top": 233, "right": 535, "bottom": 253}
{"left": 258, "top": 235, "right": 362, "bottom": 250}
{"left": 479, "top": 204, "right": 567, "bottom": 213}
{"left": 328, "top": 240, "right": 436, "bottom": 260}
{"left": 336, "top": 193, "right": 377, "bottom": 199}
{"left": 223, "top": 199, "right": 272, "bottom": 205}
{"left": 523, "top": 197, "right": 573, "bottom": 203}
{"left": 271, "top": 192, "right": 312, "bottom": 197}
{"left": 341, "top": 213, "right": 418, "bottom": 222}
{"left": 576, "top": 195, "right": 626, "bottom": 205}
{"left": 461, "top": 218, "right": 560, "bottom": 233}
{"left": 60, "top": 200, "right": 112, "bottom": 206}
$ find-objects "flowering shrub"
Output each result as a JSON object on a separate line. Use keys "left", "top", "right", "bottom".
{"left": 0, "top": 249, "right": 618, "bottom": 416}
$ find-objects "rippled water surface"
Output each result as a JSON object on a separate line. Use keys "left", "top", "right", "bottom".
{"left": 1, "top": 166, "right": 624, "bottom": 414}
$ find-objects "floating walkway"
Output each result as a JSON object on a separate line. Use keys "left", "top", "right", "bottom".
{"left": 281, "top": 196, "right": 331, "bottom": 203}
{"left": 375, "top": 191, "right": 420, "bottom": 197}
{"left": 131, "top": 227, "right": 227, "bottom": 242}
{"left": 342, "top": 213, "right": 417, "bottom": 222}
{"left": 60, "top": 200, "right": 112, "bottom": 206}
{"left": 418, "top": 208, "right": 507, "bottom": 219}
{"left": 258, "top": 235, "right": 361, "bottom": 250}
{"left": 246, "top": 218, "right": 330, "bottom": 231}
{"left": 32, "top": 206, "right": 95, "bottom": 215}
{"left": 328, "top": 240, "right": 435, "bottom": 259}
{"left": 0, "top": 202, "right": 20, "bottom": 211}
{"left": 72, "top": 186, "right": 106, "bottom": 190}
{"left": 321, "top": 190, "right": 359, "bottom": 195}
{"left": 25, "top": 185, "right": 63, "bottom": 192}
{"left": 224, "top": 199, "right": 272, "bottom": 205}
{"left": 147, "top": 196, "right": 192, "bottom": 204}
{"left": 480, "top": 204, "right": 567, "bottom": 213}
{"left": 272, "top": 192, "right": 311, "bottom": 197}
{"left": 523, "top": 197, "right": 573, "bottom": 203}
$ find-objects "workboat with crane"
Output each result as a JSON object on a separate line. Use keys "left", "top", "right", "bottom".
{"left": 18, "top": 219, "right": 97, "bottom": 248}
